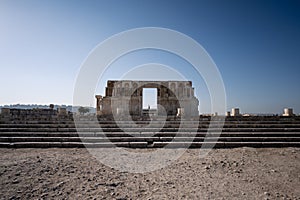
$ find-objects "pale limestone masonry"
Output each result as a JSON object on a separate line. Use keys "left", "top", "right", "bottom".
{"left": 283, "top": 108, "right": 294, "bottom": 116}
{"left": 57, "top": 108, "right": 67, "bottom": 116}
{"left": 96, "top": 80, "right": 199, "bottom": 117}
{"left": 231, "top": 108, "right": 240, "bottom": 116}
{"left": 0, "top": 107, "right": 71, "bottom": 122}
{"left": 1, "top": 108, "right": 10, "bottom": 115}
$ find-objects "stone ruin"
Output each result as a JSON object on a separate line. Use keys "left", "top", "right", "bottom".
{"left": 0, "top": 107, "right": 71, "bottom": 122}
{"left": 95, "top": 80, "right": 199, "bottom": 117}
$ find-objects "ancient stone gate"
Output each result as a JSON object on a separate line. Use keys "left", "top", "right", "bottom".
{"left": 95, "top": 80, "right": 199, "bottom": 117}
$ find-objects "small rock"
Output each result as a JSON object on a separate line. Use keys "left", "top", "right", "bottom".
{"left": 53, "top": 181, "right": 64, "bottom": 190}
{"left": 109, "top": 183, "right": 118, "bottom": 187}
{"left": 204, "top": 165, "right": 210, "bottom": 170}
{"left": 41, "top": 193, "right": 48, "bottom": 198}
{"left": 12, "top": 179, "right": 19, "bottom": 184}
{"left": 9, "top": 196, "right": 16, "bottom": 200}
{"left": 264, "top": 192, "right": 270, "bottom": 196}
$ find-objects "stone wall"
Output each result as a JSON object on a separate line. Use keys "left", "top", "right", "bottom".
{"left": 0, "top": 108, "right": 72, "bottom": 122}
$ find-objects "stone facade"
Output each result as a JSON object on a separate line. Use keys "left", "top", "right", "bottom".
{"left": 95, "top": 80, "right": 199, "bottom": 117}
{"left": 0, "top": 107, "right": 71, "bottom": 122}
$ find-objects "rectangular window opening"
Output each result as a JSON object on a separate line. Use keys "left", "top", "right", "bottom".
{"left": 142, "top": 88, "right": 157, "bottom": 109}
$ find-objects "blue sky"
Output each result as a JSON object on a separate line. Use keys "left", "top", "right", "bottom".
{"left": 0, "top": 0, "right": 299, "bottom": 114}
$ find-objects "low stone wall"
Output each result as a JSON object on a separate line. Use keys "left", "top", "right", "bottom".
{"left": 225, "top": 115, "right": 300, "bottom": 122}
{"left": 0, "top": 108, "right": 73, "bottom": 123}
{"left": 1, "top": 108, "right": 300, "bottom": 124}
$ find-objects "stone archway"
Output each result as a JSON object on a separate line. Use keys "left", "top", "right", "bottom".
{"left": 95, "top": 80, "right": 199, "bottom": 117}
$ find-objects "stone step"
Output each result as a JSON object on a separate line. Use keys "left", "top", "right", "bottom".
{"left": 2, "top": 123, "right": 300, "bottom": 128}
{"left": 0, "top": 121, "right": 298, "bottom": 124}
{"left": 1, "top": 137, "right": 300, "bottom": 143}
{"left": 2, "top": 127, "right": 300, "bottom": 132}
{"left": 0, "top": 142, "right": 128, "bottom": 148}
{"left": 152, "top": 142, "right": 300, "bottom": 148}
{"left": 2, "top": 118, "right": 300, "bottom": 148}
{"left": 1, "top": 141, "right": 300, "bottom": 148}
{"left": 2, "top": 119, "right": 300, "bottom": 124}
{"left": 1, "top": 132, "right": 300, "bottom": 137}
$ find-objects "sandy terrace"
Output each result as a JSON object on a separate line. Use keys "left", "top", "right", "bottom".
{"left": 0, "top": 147, "right": 299, "bottom": 200}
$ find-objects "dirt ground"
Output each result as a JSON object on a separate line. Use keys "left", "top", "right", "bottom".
{"left": 0, "top": 147, "right": 299, "bottom": 200}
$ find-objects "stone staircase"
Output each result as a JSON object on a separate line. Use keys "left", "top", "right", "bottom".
{"left": 1, "top": 117, "right": 300, "bottom": 148}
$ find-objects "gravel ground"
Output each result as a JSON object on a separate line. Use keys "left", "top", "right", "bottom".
{"left": 0, "top": 147, "right": 299, "bottom": 200}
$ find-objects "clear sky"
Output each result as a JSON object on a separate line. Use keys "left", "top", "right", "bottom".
{"left": 0, "top": 0, "right": 299, "bottom": 114}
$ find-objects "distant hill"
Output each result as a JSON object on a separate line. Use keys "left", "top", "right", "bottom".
{"left": 0, "top": 104, "right": 96, "bottom": 113}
